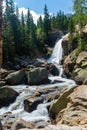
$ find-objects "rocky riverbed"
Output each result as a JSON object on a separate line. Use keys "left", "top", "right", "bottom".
{"left": 0, "top": 40, "right": 87, "bottom": 130}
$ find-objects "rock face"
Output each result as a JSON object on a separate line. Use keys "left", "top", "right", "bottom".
{"left": 18, "top": 124, "right": 87, "bottom": 130}
{"left": 64, "top": 50, "right": 87, "bottom": 84}
{"left": 5, "top": 70, "right": 25, "bottom": 85}
{"left": 26, "top": 67, "right": 49, "bottom": 85}
{"left": 0, "top": 87, "right": 19, "bottom": 108}
{"left": 50, "top": 85, "right": 87, "bottom": 127}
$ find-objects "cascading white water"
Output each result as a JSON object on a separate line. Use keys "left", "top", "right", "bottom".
{"left": 48, "top": 38, "right": 63, "bottom": 65}
{"left": 0, "top": 34, "right": 76, "bottom": 124}
{"left": 48, "top": 34, "right": 69, "bottom": 76}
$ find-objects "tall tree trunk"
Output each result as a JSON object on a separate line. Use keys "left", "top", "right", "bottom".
{"left": 0, "top": 0, "right": 3, "bottom": 67}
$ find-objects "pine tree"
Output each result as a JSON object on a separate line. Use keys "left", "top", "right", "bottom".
{"left": 43, "top": 4, "right": 51, "bottom": 45}
{"left": 3, "top": 0, "right": 15, "bottom": 62}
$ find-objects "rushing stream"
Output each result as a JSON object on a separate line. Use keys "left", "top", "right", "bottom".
{"left": 0, "top": 34, "right": 76, "bottom": 123}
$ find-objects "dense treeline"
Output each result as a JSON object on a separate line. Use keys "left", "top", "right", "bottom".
{"left": 3, "top": 0, "right": 69, "bottom": 62}
{"left": 68, "top": 0, "right": 87, "bottom": 51}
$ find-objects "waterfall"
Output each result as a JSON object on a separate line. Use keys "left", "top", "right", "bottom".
{"left": 48, "top": 34, "right": 69, "bottom": 76}
{"left": 48, "top": 38, "right": 63, "bottom": 65}
{"left": 48, "top": 34, "right": 69, "bottom": 65}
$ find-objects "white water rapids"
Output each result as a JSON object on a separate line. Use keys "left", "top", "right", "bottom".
{"left": 0, "top": 34, "right": 76, "bottom": 123}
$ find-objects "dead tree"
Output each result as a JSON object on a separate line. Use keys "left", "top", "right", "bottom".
{"left": 0, "top": 0, "right": 3, "bottom": 68}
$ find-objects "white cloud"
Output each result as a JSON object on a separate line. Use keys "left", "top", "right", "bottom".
{"left": 19, "top": 7, "right": 44, "bottom": 24}
{"left": 3, "top": 1, "right": 44, "bottom": 24}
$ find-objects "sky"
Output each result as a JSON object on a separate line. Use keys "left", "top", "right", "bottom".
{"left": 14, "top": 0, "right": 73, "bottom": 14}
{"left": 3, "top": 0, "right": 73, "bottom": 24}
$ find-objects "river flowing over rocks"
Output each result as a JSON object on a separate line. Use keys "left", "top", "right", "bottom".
{"left": 0, "top": 34, "right": 87, "bottom": 130}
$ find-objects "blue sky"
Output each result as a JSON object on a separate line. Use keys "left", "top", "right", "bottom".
{"left": 14, "top": 0, "right": 73, "bottom": 14}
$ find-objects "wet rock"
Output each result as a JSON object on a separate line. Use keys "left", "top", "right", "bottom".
{"left": 0, "top": 87, "right": 19, "bottom": 108}
{"left": 11, "top": 118, "right": 35, "bottom": 130}
{"left": 46, "top": 63, "right": 59, "bottom": 76}
{"left": 26, "top": 67, "right": 49, "bottom": 85}
{"left": 5, "top": 70, "right": 25, "bottom": 85}
{"left": 24, "top": 96, "right": 43, "bottom": 112}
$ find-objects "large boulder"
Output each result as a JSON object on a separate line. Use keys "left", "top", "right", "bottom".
{"left": 26, "top": 67, "right": 49, "bottom": 85}
{"left": 49, "top": 87, "right": 75, "bottom": 119}
{"left": 5, "top": 70, "right": 25, "bottom": 85}
{"left": 64, "top": 50, "right": 87, "bottom": 84}
{"left": 0, "top": 87, "right": 19, "bottom": 108}
{"left": 50, "top": 85, "right": 87, "bottom": 127}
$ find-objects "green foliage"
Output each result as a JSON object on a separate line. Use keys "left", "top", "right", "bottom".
{"left": 68, "top": 0, "right": 87, "bottom": 51}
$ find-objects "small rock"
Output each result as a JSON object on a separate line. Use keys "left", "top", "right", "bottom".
{"left": 24, "top": 96, "right": 43, "bottom": 112}
{"left": 11, "top": 118, "right": 35, "bottom": 130}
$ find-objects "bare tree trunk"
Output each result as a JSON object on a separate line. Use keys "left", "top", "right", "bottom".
{"left": 0, "top": 0, "right": 3, "bottom": 68}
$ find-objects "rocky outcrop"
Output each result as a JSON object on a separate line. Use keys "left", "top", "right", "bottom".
{"left": 5, "top": 70, "right": 25, "bottom": 85}
{"left": 73, "top": 52, "right": 87, "bottom": 84}
{"left": 0, "top": 87, "right": 19, "bottom": 108}
{"left": 26, "top": 67, "right": 49, "bottom": 85}
{"left": 64, "top": 50, "right": 87, "bottom": 84}
{"left": 50, "top": 85, "right": 87, "bottom": 127}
